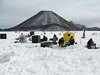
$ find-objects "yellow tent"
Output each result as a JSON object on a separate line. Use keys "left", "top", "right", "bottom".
{"left": 63, "top": 33, "right": 75, "bottom": 42}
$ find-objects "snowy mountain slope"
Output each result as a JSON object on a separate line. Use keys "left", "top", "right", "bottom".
{"left": 69, "top": 21, "right": 87, "bottom": 29}
{"left": 0, "top": 31, "right": 100, "bottom": 75}
{"left": 6, "top": 11, "right": 81, "bottom": 31}
{"left": 69, "top": 21, "right": 100, "bottom": 31}
{"left": 0, "top": 28, "right": 2, "bottom": 31}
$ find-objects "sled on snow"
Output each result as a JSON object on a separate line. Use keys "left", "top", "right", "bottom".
{"left": 41, "top": 41, "right": 53, "bottom": 47}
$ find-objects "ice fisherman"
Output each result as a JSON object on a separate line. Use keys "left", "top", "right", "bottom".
{"left": 53, "top": 34, "right": 58, "bottom": 44}
{"left": 58, "top": 37, "right": 64, "bottom": 46}
{"left": 19, "top": 33, "right": 27, "bottom": 43}
{"left": 53, "top": 34, "right": 57, "bottom": 38}
{"left": 69, "top": 36, "right": 75, "bottom": 45}
{"left": 87, "top": 38, "right": 96, "bottom": 49}
{"left": 49, "top": 34, "right": 58, "bottom": 44}
{"left": 41, "top": 36, "right": 48, "bottom": 42}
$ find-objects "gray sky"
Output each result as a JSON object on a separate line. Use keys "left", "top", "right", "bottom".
{"left": 0, "top": 0, "right": 100, "bottom": 29}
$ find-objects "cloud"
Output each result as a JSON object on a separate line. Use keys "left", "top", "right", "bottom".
{"left": 0, "top": 0, "right": 100, "bottom": 28}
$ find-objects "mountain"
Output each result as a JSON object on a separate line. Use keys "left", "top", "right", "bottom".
{"left": 0, "top": 28, "right": 2, "bottom": 31}
{"left": 86, "top": 27, "right": 100, "bottom": 31}
{"left": 69, "top": 21, "right": 100, "bottom": 31}
{"left": 69, "top": 21, "right": 86, "bottom": 29}
{"left": 5, "top": 11, "right": 81, "bottom": 31}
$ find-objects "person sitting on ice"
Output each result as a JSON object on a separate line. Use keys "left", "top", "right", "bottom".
{"left": 87, "top": 38, "right": 96, "bottom": 49}
{"left": 41, "top": 36, "right": 48, "bottom": 42}
{"left": 69, "top": 36, "right": 75, "bottom": 45}
{"left": 58, "top": 37, "right": 64, "bottom": 47}
{"left": 50, "top": 34, "right": 58, "bottom": 40}
{"left": 52, "top": 34, "right": 58, "bottom": 44}
{"left": 19, "top": 33, "right": 27, "bottom": 43}
{"left": 53, "top": 34, "right": 58, "bottom": 40}
{"left": 50, "top": 34, "right": 58, "bottom": 44}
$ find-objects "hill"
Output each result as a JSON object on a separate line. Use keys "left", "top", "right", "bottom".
{"left": 69, "top": 21, "right": 86, "bottom": 29}
{"left": 5, "top": 11, "right": 81, "bottom": 31}
{"left": 69, "top": 21, "right": 100, "bottom": 31}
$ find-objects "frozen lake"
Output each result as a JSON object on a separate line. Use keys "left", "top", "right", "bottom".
{"left": 0, "top": 31, "right": 100, "bottom": 75}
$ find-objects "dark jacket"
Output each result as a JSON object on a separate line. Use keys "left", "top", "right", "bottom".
{"left": 59, "top": 38, "right": 64, "bottom": 46}
{"left": 41, "top": 36, "right": 48, "bottom": 42}
{"left": 87, "top": 39, "right": 94, "bottom": 46}
{"left": 69, "top": 37, "right": 75, "bottom": 45}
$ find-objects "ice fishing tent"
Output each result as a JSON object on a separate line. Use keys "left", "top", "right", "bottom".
{"left": 32, "top": 35, "right": 40, "bottom": 43}
{"left": 0, "top": 34, "right": 7, "bottom": 39}
{"left": 63, "top": 33, "right": 75, "bottom": 42}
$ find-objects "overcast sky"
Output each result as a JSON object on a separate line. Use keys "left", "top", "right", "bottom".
{"left": 0, "top": 0, "right": 100, "bottom": 29}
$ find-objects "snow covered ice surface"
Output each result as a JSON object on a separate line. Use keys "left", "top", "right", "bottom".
{"left": 0, "top": 31, "right": 100, "bottom": 75}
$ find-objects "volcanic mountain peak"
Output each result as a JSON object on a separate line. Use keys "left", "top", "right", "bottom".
{"left": 18, "top": 11, "right": 62, "bottom": 27}
{"left": 6, "top": 11, "right": 81, "bottom": 31}
{"left": 38, "top": 10, "right": 54, "bottom": 14}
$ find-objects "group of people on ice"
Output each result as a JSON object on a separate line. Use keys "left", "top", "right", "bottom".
{"left": 58, "top": 35, "right": 75, "bottom": 47}
{"left": 17, "top": 31, "right": 98, "bottom": 49}
{"left": 18, "top": 32, "right": 75, "bottom": 46}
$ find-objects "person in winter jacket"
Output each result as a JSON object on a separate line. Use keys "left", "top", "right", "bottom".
{"left": 69, "top": 36, "right": 75, "bottom": 45}
{"left": 87, "top": 38, "right": 96, "bottom": 48}
{"left": 49, "top": 34, "right": 58, "bottom": 44}
{"left": 19, "top": 33, "right": 27, "bottom": 43}
{"left": 53, "top": 34, "right": 57, "bottom": 38}
{"left": 58, "top": 37, "right": 64, "bottom": 46}
{"left": 41, "top": 36, "right": 48, "bottom": 42}
{"left": 87, "top": 38, "right": 94, "bottom": 45}
{"left": 52, "top": 34, "right": 58, "bottom": 44}
{"left": 53, "top": 34, "right": 58, "bottom": 40}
